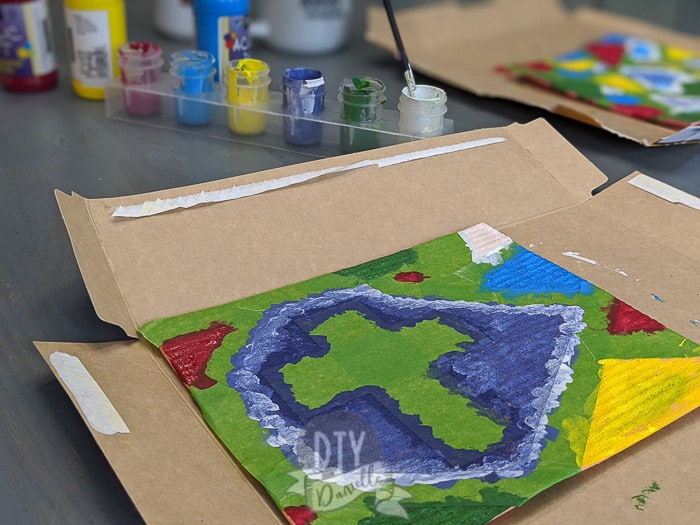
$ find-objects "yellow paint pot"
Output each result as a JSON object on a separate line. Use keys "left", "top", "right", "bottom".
{"left": 226, "top": 58, "right": 270, "bottom": 135}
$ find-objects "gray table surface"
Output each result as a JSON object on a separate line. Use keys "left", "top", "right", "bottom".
{"left": 0, "top": 1, "right": 698, "bottom": 523}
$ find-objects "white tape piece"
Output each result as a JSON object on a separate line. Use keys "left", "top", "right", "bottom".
{"left": 49, "top": 352, "right": 130, "bottom": 436}
{"left": 628, "top": 174, "right": 700, "bottom": 210}
{"left": 112, "top": 137, "right": 506, "bottom": 218}
{"left": 458, "top": 222, "right": 513, "bottom": 265}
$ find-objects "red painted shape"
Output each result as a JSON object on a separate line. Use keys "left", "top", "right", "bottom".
{"left": 394, "top": 271, "right": 430, "bottom": 283}
{"left": 586, "top": 42, "right": 625, "bottom": 66}
{"left": 524, "top": 60, "right": 554, "bottom": 72}
{"left": 284, "top": 505, "right": 317, "bottom": 525}
{"left": 605, "top": 298, "right": 665, "bottom": 335}
{"left": 160, "top": 321, "right": 236, "bottom": 389}
{"left": 610, "top": 103, "right": 663, "bottom": 121}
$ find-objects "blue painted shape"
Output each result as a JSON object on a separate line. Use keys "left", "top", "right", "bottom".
{"left": 599, "top": 33, "right": 627, "bottom": 44}
{"left": 555, "top": 50, "right": 588, "bottom": 61}
{"left": 482, "top": 246, "right": 594, "bottom": 298}
{"left": 227, "top": 286, "right": 585, "bottom": 486}
{"left": 626, "top": 37, "right": 661, "bottom": 63}
{"left": 605, "top": 94, "right": 641, "bottom": 105}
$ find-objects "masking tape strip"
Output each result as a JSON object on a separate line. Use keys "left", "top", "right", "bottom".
{"left": 458, "top": 222, "right": 513, "bottom": 265}
{"left": 628, "top": 174, "right": 700, "bottom": 211}
{"left": 112, "top": 137, "right": 506, "bottom": 218}
{"left": 49, "top": 351, "right": 130, "bottom": 435}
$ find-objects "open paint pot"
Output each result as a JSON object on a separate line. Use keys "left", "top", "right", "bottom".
{"left": 338, "top": 76, "right": 386, "bottom": 153}
{"left": 281, "top": 67, "right": 326, "bottom": 146}
{"left": 398, "top": 85, "right": 447, "bottom": 137}
{"left": 226, "top": 58, "right": 271, "bottom": 135}
{"left": 118, "top": 42, "right": 164, "bottom": 116}
{"left": 170, "top": 50, "right": 216, "bottom": 126}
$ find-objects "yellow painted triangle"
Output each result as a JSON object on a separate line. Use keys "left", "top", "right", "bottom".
{"left": 582, "top": 357, "right": 700, "bottom": 468}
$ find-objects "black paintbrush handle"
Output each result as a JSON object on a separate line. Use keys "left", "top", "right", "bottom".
{"left": 382, "top": 0, "right": 411, "bottom": 73}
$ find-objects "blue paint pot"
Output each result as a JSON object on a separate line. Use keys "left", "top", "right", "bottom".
{"left": 281, "top": 67, "right": 326, "bottom": 146}
{"left": 170, "top": 50, "right": 216, "bottom": 126}
{"left": 192, "top": 0, "right": 251, "bottom": 81}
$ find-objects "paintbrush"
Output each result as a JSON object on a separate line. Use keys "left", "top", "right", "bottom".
{"left": 381, "top": 0, "right": 417, "bottom": 97}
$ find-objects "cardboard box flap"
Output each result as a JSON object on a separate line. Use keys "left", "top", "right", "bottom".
{"left": 587, "top": 172, "right": 700, "bottom": 262}
{"left": 365, "top": 0, "right": 700, "bottom": 145}
{"left": 505, "top": 173, "right": 700, "bottom": 340}
{"left": 34, "top": 340, "right": 285, "bottom": 525}
{"left": 34, "top": 340, "right": 700, "bottom": 525}
{"left": 45, "top": 119, "right": 700, "bottom": 525}
{"left": 56, "top": 120, "right": 606, "bottom": 337}
{"left": 57, "top": 191, "right": 136, "bottom": 336}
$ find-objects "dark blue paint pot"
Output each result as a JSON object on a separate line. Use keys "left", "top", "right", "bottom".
{"left": 281, "top": 67, "right": 326, "bottom": 146}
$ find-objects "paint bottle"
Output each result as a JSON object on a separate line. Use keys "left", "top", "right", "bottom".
{"left": 226, "top": 58, "right": 270, "bottom": 135}
{"left": 192, "top": 0, "right": 251, "bottom": 81}
{"left": 118, "top": 42, "right": 163, "bottom": 116}
{"left": 153, "top": 0, "right": 194, "bottom": 41}
{"left": 170, "top": 49, "right": 216, "bottom": 126}
{"left": 338, "top": 77, "right": 386, "bottom": 153}
{"left": 0, "top": 0, "right": 58, "bottom": 92}
{"left": 64, "top": 0, "right": 127, "bottom": 100}
{"left": 398, "top": 85, "right": 447, "bottom": 137}
{"left": 282, "top": 67, "right": 325, "bottom": 146}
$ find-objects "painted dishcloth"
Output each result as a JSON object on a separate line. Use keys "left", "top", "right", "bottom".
{"left": 499, "top": 33, "right": 700, "bottom": 129}
{"left": 140, "top": 224, "right": 700, "bottom": 525}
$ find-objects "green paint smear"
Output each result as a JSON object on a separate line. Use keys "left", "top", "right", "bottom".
{"left": 283, "top": 311, "right": 504, "bottom": 450}
{"left": 360, "top": 490, "right": 526, "bottom": 525}
{"left": 335, "top": 249, "right": 417, "bottom": 281}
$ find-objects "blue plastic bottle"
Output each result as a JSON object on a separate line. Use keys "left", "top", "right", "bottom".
{"left": 192, "top": 0, "right": 251, "bottom": 81}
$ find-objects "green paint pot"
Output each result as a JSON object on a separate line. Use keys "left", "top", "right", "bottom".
{"left": 338, "top": 77, "right": 386, "bottom": 153}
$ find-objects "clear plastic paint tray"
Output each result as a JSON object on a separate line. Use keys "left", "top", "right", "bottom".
{"left": 104, "top": 79, "right": 454, "bottom": 159}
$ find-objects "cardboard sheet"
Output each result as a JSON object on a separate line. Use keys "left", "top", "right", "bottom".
{"left": 38, "top": 120, "right": 700, "bottom": 523}
{"left": 365, "top": 0, "right": 700, "bottom": 145}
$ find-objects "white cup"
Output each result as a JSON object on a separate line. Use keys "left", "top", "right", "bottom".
{"left": 153, "top": 0, "right": 194, "bottom": 41}
{"left": 250, "top": 0, "right": 353, "bottom": 55}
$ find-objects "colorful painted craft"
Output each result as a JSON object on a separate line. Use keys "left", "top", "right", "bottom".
{"left": 140, "top": 223, "right": 700, "bottom": 524}
{"left": 500, "top": 33, "right": 700, "bottom": 128}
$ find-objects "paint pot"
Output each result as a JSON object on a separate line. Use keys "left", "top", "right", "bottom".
{"left": 170, "top": 50, "right": 216, "bottom": 126}
{"left": 0, "top": 0, "right": 58, "bottom": 92}
{"left": 64, "top": 0, "right": 128, "bottom": 100}
{"left": 192, "top": 0, "right": 251, "bottom": 81}
{"left": 153, "top": 0, "right": 194, "bottom": 41}
{"left": 282, "top": 67, "right": 325, "bottom": 146}
{"left": 226, "top": 58, "right": 270, "bottom": 135}
{"left": 398, "top": 85, "right": 447, "bottom": 137}
{"left": 338, "top": 76, "right": 386, "bottom": 153}
{"left": 118, "top": 42, "right": 163, "bottom": 116}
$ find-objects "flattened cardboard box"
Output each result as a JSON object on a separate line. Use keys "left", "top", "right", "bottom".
{"left": 365, "top": 0, "right": 700, "bottom": 145}
{"left": 36, "top": 120, "right": 699, "bottom": 524}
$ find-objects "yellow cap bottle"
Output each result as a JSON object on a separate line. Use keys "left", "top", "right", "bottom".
{"left": 64, "top": 0, "right": 127, "bottom": 100}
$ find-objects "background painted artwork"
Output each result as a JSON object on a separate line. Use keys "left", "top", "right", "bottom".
{"left": 500, "top": 33, "right": 700, "bottom": 128}
{"left": 140, "top": 223, "right": 700, "bottom": 524}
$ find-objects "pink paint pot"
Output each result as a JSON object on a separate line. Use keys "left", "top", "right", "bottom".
{"left": 118, "top": 42, "right": 164, "bottom": 116}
